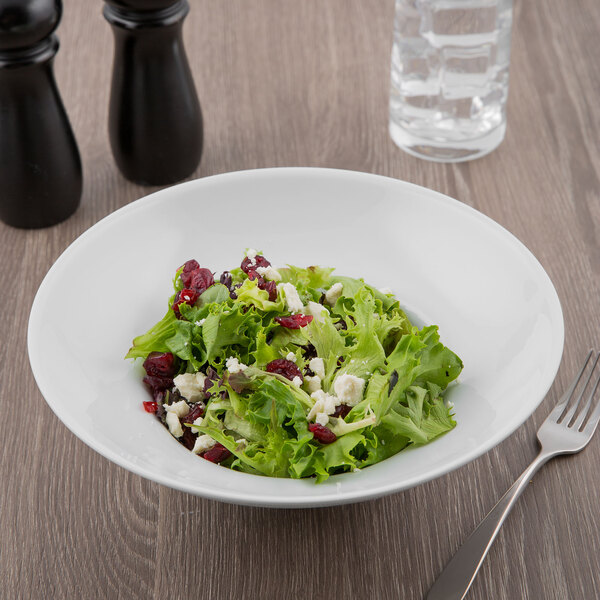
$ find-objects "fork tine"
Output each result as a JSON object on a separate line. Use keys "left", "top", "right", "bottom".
{"left": 563, "top": 351, "right": 600, "bottom": 426}
{"left": 573, "top": 352, "right": 600, "bottom": 429}
{"left": 549, "top": 349, "right": 593, "bottom": 421}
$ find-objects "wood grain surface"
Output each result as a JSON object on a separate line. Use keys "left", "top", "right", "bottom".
{"left": 2, "top": 1, "right": 600, "bottom": 599}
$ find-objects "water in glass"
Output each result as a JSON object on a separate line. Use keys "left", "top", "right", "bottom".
{"left": 389, "top": 0, "right": 513, "bottom": 162}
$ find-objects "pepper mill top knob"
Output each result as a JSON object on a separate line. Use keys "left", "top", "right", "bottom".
{"left": 0, "top": 0, "right": 61, "bottom": 52}
{"left": 104, "top": 0, "right": 181, "bottom": 11}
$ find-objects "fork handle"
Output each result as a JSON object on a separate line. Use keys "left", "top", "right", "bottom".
{"left": 427, "top": 450, "right": 555, "bottom": 600}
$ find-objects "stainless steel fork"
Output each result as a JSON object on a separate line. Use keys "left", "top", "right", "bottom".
{"left": 427, "top": 350, "right": 600, "bottom": 600}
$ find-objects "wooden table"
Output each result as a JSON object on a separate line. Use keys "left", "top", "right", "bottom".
{"left": 3, "top": 1, "right": 599, "bottom": 598}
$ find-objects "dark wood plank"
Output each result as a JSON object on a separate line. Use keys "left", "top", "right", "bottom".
{"left": 1, "top": 1, "right": 599, "bottom": 599}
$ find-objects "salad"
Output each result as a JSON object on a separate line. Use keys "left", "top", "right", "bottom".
{"left": 126, "top": 250, "right": 463, "bottom": 482}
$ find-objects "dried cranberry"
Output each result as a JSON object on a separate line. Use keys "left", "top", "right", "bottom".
{"left": 184, "top": 403, "right": 205, "bottom": 424}
{"left": 180, "top": 426, "right": 197, "bottom": 450}
{"left": 274, "top": 314, "right": 313, "bottom": 329}
{"left": 332, "top": 404, "right": 352, "bottom": 419}
{"left": 143, "top": 351, "right": 178, "bottom": 378}
{"left": 172, "top": 288, "right": 200, "bottom": 318}
{"left": 143, "top": 375, "right": 173, "bottom": 396}
{"left": 248, "top": 272, "right": 277, "bottom": 301}
{"left": 190, "top": 268, "right": 214, "bottom": 293}
{"left": 202, "top": 443, "right": 231, "bottom": 463}
{"left": 241, "top": 254, "right": 271, "bottom": 274}
{"left": 260, "top": 279, "right": 277, "bottom": 301}
{"left": 179, "top": 259, "right": 200, "bottom": 287}
{"left": 308, "top": 423, "right": 337, "bottom": 444}
{"left": 266, "top": 359, "right": 303, "bottom": 382}
{"left": 142, "top": 401, "right": 158, "bottom": 413}
{"left": 220, "top": 271, "right": 233, "bottom": 289}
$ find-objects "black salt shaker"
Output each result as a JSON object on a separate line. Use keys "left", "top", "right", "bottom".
{"left": 0, "top": 0, "right": 82, "bottom": 229}
{"left": 103, "top": 0, "right": 203, "bottom": 186}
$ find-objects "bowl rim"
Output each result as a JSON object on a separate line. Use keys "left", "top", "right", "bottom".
{"left": 27, "top": 167, "right": 565, "bottom": 507}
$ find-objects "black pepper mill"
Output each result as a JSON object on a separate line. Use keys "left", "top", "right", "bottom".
{"left": 0, "top": 0, "right": 82, "bottom": 229}
{"left": 103, "top": 0, "right": 203, "bottom": 186}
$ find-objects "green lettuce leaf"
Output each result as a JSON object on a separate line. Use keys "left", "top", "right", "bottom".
{"left": 125, "top": 310, "right": 178, "bottom": 359}
{"left": 336, "top": 287, "right": 386, "bottom": 380}
{"left": 234, "top": 279, "right": 284, "bottom": 312}
{"left": 381, "top": 387, "right": 455, "bottom": 446}
{"left": 201, "top": 305, "right": 257, "bottom": 363}
{"left": 413, "top": 326, "right": 463, "bottom": 388}
{"left": 278, "top": 265, "right": 334, "bottom": 296}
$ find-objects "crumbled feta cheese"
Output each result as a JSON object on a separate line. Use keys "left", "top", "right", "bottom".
{"left": 246, "top": 248, "right": 258, "bottom": 266}
{"left": 310, "top": 390, "right": 338, "bottom": 416}
{"left": 255, "top": 265, "right": 282, "bottom": 282}
{"left": 192, "top": 434, "right": 216, "bottom": 454}
{"left": 165, "top": 411, "right": 183, "bottom": 438}
{"left": 310, "top": 390, "right": 326, "bottom": 403}
{"left": 164, "top": 400, "right": 190, "bottom": 418}
{"left": 235, "top": 438, "right": 248, "bottom": 450}
{"left": 305, "top": 300, "right": 328, "bottom": 323}
{"left": 163, "top": 400, "right": 194, "bottom": 437}
{"left": 173, "top": 373, "right": 206, "bottom": 403}
{"left": 323, "top": 395, "right": 338, "bottom": 415}
{"left": 226, "top": 356, "right": 247, "bottom": 373}
{"left": 304, "top": 375, "right": 322, "bottom": 394}
{"left": 325, "top": 282, "right": 343, "bottom": 306}
{"left": 292, "top": 376, "right": 302, "bottom": 387}
{"left": 286, "top": 352, "right": 296, "bottom": 362}
{"left": 278, "top": 282, "right": 304, "bottom": 313}
{"left": 333, "top": 374, "right": 365, "bottom": 407}
{"left": 194, "top": 318, "right": 206, "bottom": 326}
{"left": 381, "top": 439, "right": 386, "bottom": 445}
{"left": 193, "top": 416, "right": 204, "bottom": 427}
{"left": 315, "top": 412, "right": 329, "bottom": 426}
{"left": 309, "top": 357, "right": 325, "bottom": 379}
{"left": 379, "top": 287, "right": 393, "bottom": 295}
{"left": 446, "top": 400, "right": 455, "bottom": 409}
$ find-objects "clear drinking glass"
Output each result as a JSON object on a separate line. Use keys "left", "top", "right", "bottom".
{"left": 389, "top": 0, "right": 513, "bottom": 162}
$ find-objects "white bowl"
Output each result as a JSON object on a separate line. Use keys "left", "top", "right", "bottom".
{"left": 28, "top": 168, "right": 564, "bottom": 507}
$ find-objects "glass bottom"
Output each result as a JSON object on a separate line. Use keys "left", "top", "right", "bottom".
{"left": 389, "top": 120, "right": 507, "bottom": 163}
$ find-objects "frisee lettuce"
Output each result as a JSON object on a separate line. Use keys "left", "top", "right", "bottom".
{"left": 126, "top": 254, "right": 463, "bottom": 482}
